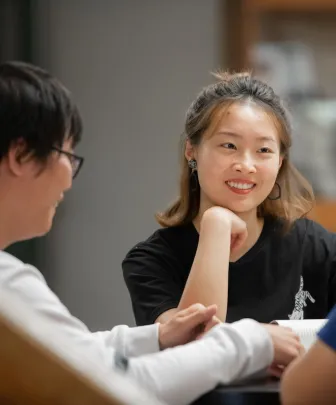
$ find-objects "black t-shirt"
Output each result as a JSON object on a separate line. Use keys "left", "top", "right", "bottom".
{"left": 122, "top": 217, "right": 336, "bottom": 326}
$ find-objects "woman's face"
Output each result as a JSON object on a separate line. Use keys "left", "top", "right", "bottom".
{"left": 186, "top": 102, "right": 283, "bottom": 214}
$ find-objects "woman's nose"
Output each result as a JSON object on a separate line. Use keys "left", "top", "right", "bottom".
{"left": 232, "top": 156, "right": 257, "bottom": 174}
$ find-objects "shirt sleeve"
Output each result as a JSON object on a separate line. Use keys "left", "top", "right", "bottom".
{"left": 326, "top": 235, "right": 336, "bottom": 310}
{"left": 122, "top": 241, "right": 184, "bottom": 326}
{"left": 129, "top": 319, "right": 273, "bottom": 405}
{"left": 318, "top": 305, "right": 336, "bottom": 350}
{"left": 0, "top": 251, "right": 160, "bottom": 361}
{"left": 302, "top": 220, "right": 336, "bottom": 311}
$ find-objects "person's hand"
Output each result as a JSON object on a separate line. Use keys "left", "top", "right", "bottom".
{"left": 262, "top": 324, "right": 305, "bottom": 377}
{"left": 198, "top": 314, "right": 222, "bottom": 338}
{"left": 202, "top": 207, "right": 248, "bottom": 252}
{"left": 158, "top": 303, "right": 218, "bottom": 350}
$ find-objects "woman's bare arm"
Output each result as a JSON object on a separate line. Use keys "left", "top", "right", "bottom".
{"left": 281, "top": 339, "right": 336, "bottom": 405}
{"left": 178, "top": 207, "right": 247, "bottom": 321}
{"left": 155, "top": 207, "right": 246, "bottom": 323}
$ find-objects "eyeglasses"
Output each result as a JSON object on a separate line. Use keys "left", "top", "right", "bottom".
{"left": 51, "top": 147, "right": 84, "bottom": 179}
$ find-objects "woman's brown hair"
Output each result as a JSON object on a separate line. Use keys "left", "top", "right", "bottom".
{"left": 156, "top": 71, "right": 314, "bottom": 230}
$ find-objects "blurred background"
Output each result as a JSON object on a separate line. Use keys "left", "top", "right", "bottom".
{"left": 2, "top": 0, "right": 336, "bottom": 330}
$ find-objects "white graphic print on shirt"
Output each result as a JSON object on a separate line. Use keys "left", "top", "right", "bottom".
{"left": 288, "top": 276, "right": 315, "bottom": 320}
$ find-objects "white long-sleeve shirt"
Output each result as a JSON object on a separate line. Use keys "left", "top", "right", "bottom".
{"left": 0, "top": 251, "right": 274, "bottom": 405}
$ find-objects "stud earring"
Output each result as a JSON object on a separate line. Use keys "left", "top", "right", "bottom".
{"left": 188, "top": 159, "right": 197, "bottom": 172}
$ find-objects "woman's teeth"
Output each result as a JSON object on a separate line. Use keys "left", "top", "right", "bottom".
{"left": 226, "top": 181, "right": 255, "bottom": 190}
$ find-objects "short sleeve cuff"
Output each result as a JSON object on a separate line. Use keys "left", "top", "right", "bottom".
{"left": 318, "top": 305, "right": 336, "bottom": 351}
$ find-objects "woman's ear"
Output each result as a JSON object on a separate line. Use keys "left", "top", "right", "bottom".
{"left": 185, "top": 138, "right": 197, "bottom": 162}
{"left": 279, "top": 155, "right": 283, "bottom": 169}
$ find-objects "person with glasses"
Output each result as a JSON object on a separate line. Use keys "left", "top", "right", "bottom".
{"left": 51, "top": 147, "right": 84, "bottom": 179}
{"left": 0, "top": 61, "right": 302, "bottom": 405}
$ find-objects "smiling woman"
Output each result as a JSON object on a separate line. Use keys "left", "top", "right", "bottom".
{"left": 184, "top": 102, "right": 283, "bottom": 220}
{"left": 122, "top": 71, "right": 336, "bottom": 330}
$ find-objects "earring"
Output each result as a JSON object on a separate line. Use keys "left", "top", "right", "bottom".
{"left": 268, "top": 182, "right": 281, "bottom": 201}
{"left": 188, "top": 159, "right": 198, "bottom": 192}
{"left": 188, "top": 159, "right": 197, "bottom": 172}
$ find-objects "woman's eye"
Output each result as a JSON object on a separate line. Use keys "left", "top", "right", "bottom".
{"left": 258, "top": 147, "right": 272, "bottom": 153}
{"left": 221, "top": 143, "right": 236, "bottom": 150}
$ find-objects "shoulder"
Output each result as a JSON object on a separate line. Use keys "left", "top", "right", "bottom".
{"left": 122, "top": 224, "right": 198, "bottom": 282}
{"left": 0, "top": 250, "right": 24, "bottom": 267}
{"left": 0, "top": 250, "right": 45, "bottom": 285}
{"left": 123, "top": 223, "right": 197, "bottom": 261}
{"left": 292, "top": 218, "right": 333, "bottom": 235}
{"left": 265, "top": 217, "right": 336, "bottom": 260}
{"left": 282, "top": 218, "right": 336, "bottom": 263}
{"left": 318, "top": 306, "right": 336, "bottom": 350}
{"left": 290, "top": 218, "right": 336, "bottom": 244}
{"left": 274, "top": 217, "right": 336, "bottom": 243}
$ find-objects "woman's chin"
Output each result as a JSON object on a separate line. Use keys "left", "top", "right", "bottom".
{"left": 219, "top": 200, "right": 257, "bottom": 215}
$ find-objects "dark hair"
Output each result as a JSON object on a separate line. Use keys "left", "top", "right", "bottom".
{"left": 156, "top": 71, "right": 314, "bottom": 229}
{"left": 0, "top": 61, "right": 82, "bottom": 162}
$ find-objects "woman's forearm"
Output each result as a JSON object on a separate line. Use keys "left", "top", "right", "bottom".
{"left": 178, "top": 210, "right": 232, "bottom": 321}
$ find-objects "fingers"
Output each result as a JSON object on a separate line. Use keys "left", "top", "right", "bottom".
{"left": 299, "top": 345, "right": 306, "bottom": 356}
{"left": 270, "top": 340, "right": 305, "bottom": 375}
{"left": 194, "top": 314, "right": 222, "bottom": 341}
{"left": 178, "top": 304, "right": 218, "bottom": 330}
{"left": 230, "top": 229, "right": 248, "bottom": 251}
{"left": 263, "top": 324, "right": 305, "bottom": 367}
{"left": 279, "top": 338, "right": 304, "bottom": 366}
{"left": 177, "top": 303, "right": 206, "bottom": 317}
{"left": 178, "top": 303, "right": 217, "bottom": 317}
{"left": 203, "top": 314, "right": 222, "bottom": 334}
{"left": 280, "top": 345, "right": 301, "bottom": 365}
{"left": 205, "top": 305, "right": 218, "bottom": 317}
{"left": 268, "top": 364, "right": 284, "bottom": 379}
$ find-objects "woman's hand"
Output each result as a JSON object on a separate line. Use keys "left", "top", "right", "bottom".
{"left": 202, "top": 207, "right": 248, "bottom": 252}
